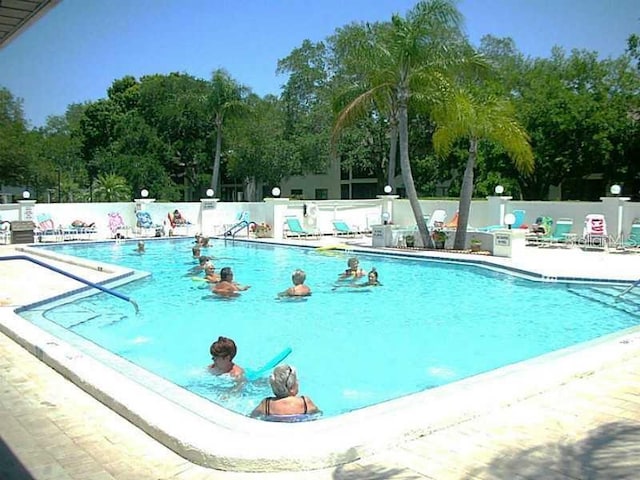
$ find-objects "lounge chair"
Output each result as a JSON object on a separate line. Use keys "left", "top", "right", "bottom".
{"left": 479, "top": 209, "right": 526, "bottom": 231}
{"left": 167, "top": 209, "right": 193, "bottom": 236}
{"left": 332, "top": 220, "right": 358, "bottom": 237}
{"left": 427, "top": 210, "right": 447, "bottom": 230}
{"left": 35, "top": 213, "right": 62, "bottom": 242}
{"left": 223, "top": 211, "right": 250, "bottom": 234}
{"left": 525, "top": 216, "right": 554, "bottom": 246}
{"left": 444, "top": 211, "right": 459, "bottom": 229}
{"left": 135, "top": 211, "right": 163, "bottom": 238}
{"left": 538, "top": 218, "right": 575, "bottom": 247}
{"left": 619, "top": 222, "right": 640, "bottom": 251}
{"left": 582, "top": 214, "right": 608, "bottom": 250}
{"left": 0, "top": 220, "right": 10, "bottom": 245}
{"left": 108, "top": 212, "right": 131, "bottom": 239}
{"left": 284, "top": 217, "right": 320, "bottom": 239}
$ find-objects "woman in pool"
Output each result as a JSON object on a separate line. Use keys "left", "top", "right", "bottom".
{"left": 203, "top": 262, "right": 220, "bottom": 283}
{"left": 135, "top": 241, "right": 145, "bottom": 253}
{"left": 212, "top": 267, "right": 250, "bottom": 297}
{"left": 250, "top": 364, "right": 320, "bottom": 421}
{"left": 209, "top": 336, "right": 244, "bottom": 378}
{"left": 338, "top": 257, "right": 365, "bottom": 280}
{"left": 278, "top": 269, "right": 311, "bottom": 297}
{"left": 333, "top": 267, "right": 381, "bottom": 290}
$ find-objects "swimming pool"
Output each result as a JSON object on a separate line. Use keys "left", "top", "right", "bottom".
{"left": 19, "top": 238, "right": 640, "bottom": 420}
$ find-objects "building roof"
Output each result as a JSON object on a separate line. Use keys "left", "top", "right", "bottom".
{"left": 0, "top": 0, "right": 60, "bottom": 49}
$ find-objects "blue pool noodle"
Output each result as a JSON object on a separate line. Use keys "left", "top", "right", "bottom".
{"left": 245, "top": 347, "right": 293, "bottom": 381}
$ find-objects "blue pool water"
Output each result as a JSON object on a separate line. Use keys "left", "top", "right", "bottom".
{"left": 20, "top": 239, "right": 640, "bottom": 418}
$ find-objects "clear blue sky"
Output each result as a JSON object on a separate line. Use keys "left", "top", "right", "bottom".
{"left": 1, "top": 0, "right": 637, "bottom": 128}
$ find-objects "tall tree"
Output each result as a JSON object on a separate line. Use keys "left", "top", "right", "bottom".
{"left": 432, "top": 90, "right": 534, "bottom": 249}
{"left": 333, "top": 0, "right": 471, "bottom": 247}
{"left": 206, "top": 69, "right": 248, "bottom": 196}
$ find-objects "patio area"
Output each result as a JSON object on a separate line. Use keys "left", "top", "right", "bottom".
{"left": 1, "top": 240, "right": 640, "bottom": 479}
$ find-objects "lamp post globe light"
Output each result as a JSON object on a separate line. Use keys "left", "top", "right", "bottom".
{"left": 494, "top": 185, "right": 504, "bottom": 195}
{"left": 610, "top": 184, "right": 621, "bottom": 196}
{"left": 504, "top": 213, "right": 516, "bottom": 230}
{"left": 271, "top": 187, "right": 281, "bottom": 198}
{"left": 383, "top": 185, "right": 392, "bottom": 194}
{"left": 206, "top": 188, "right": 214, "bottom": 198}
{"left": 22, "top": 191, "right": 30, "bottom": 199}
{"left": 141, "top": 189, "right": 149, "bottom": 198}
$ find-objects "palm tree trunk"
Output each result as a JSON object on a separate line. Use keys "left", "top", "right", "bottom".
{"left": 211, "top": 117, "right": 223, "bottom": 194}
{"left": 398, "top": 85, "right": 431, "bottom": 248}
{"left": 453, "top": 137, "right": 477, "bottom": 250}
{"left": 387, "top": 118, "right": 398, "bottom": 189}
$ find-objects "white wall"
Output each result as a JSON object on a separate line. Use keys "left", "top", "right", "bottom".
{"left": 2, "top": 196, "right": 638, "bottom": 242}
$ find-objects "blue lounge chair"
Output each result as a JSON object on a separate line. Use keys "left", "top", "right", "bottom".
{"left": 332, "top": 220, "right": 357, "bottom": 237}
{"left": 620, "top": 222, "right": 640, "bottom": 251}
{"left": 135, "top": 211, "right": 162, "bottom": 237}
{"left": 538, "top": 218, "right": 575, "bottom": 247}
{"left": 285, "top": 217, "right": 320, "bottom": 239}
{"left": 480, "top": 209, "right": 526, "bottom": 232}
{"left": 525, "top": 216, "right": 554, "bottom": 246}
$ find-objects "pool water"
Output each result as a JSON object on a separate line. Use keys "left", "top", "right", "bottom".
{"left": 21, "top": 239, "right": 640, "bottom": 418}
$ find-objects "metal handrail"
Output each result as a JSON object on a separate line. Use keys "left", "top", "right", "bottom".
{"left": 0, "top": 254, "right": 139, "bottom": 313}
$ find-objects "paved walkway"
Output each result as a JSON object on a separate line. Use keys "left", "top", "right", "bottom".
{"left": 1, "top": 242, "right": 640, "bottom": 479}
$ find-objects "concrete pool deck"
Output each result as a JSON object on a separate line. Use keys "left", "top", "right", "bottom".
{"left": 1, "top": 240, "right": 640, "bottom": 479}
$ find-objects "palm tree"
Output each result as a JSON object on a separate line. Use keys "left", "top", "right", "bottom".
{"left": 92, "top": 173, "right": 131, "bottom": 202}
{"left": 432, "top": 89, "right": 534, "bottom": 249}
{"left": 332, "top": 0, "right": 470, "bottom": 248}
{"left": 206, "top": 69, "right": 247, "bottom": 196}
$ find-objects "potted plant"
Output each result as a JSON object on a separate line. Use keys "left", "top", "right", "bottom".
{"left": 252, "top": 222, "right": 272, "bottom": 238}
{"left": 470, "top": 237, "right": 482, "bottom": 252}
{"left": 404, "top": 234, "right": 415, "bottom": 248}
{"left": 431, "top": 229, "right": 447, "bottom": 249}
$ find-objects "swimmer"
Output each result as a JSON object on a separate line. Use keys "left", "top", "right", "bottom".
{"left": 212, "top": 267, "right": 250, "bottom": 297}
{"left": 333, "top": 268, "right": 381, "bottom": 290}
{"left": 203, "top": 262, "right": 220, "bottom": 283}
{"left": 278, "top": 269, "right": 311, "bottom": 297}
{"left": 135, "top": 241, "right": 145, "bottom": 253}
{"left": 338, "top": 257, "right": 365, "bottom": 280}
{"left": 209, "top": 336, "right": 244, "bottom": 378}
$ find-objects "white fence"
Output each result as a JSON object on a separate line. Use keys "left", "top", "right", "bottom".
{"left": 1, "top": 196, "right": 639, "bottom": 243}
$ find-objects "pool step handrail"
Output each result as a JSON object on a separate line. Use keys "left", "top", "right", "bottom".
{"left": 0, "top": 255, "right": 139, "bottom": 313}
{"left": 616, "top": 279, "right": 640, "bottom": 300}
{"left": 223, "top": 220, "right": 256, "bottom": 239}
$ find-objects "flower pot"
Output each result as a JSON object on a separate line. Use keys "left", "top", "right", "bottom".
{"left": 470, "top": 243, "right": 481, "bottom": 252}
{"left": 434, "top": 240, "right": 445, "bottom": 249}
{"left": 405, "top": 237, "right": 415, "bottom": 248}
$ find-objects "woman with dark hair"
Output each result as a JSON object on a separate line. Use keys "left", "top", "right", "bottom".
{"left": 209, "top": 336, "right": 244, "bottom": 378}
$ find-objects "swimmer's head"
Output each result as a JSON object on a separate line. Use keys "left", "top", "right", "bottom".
{"left": 292, "top": 269, "right": 306, "bottom": 285}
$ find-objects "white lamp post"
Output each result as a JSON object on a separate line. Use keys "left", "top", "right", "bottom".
{"left": 610, "top": 184, "right": 623, "bottom": 238}
{"left": 271, "top": 187, "right": 281, "bottom": 198}
{"left": 504, "top": 213, "right": 516, "bottom": 230}
{"left": 494, "top": 185, "right": 504, "bottom": 195}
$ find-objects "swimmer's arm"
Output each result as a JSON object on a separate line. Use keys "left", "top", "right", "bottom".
{"left": 250, "top": 399, "right": 267, "bottom": 418}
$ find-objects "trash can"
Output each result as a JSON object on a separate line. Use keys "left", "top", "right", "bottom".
{"left": 10, "top": 221, "right": 35, "bottom": 244}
